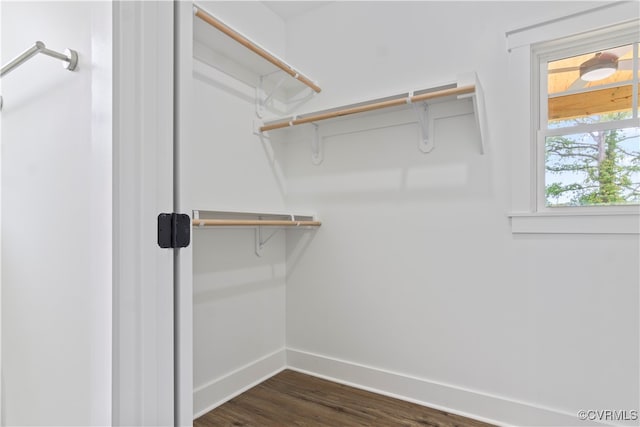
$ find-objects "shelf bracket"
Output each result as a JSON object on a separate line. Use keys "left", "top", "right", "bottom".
{"left": 255, "top": 224, "right": 283, "bottom": 257}
{"left": 310, "top": 123, "right": 323, "bottom": 165}
{"left": 456, "top": 72, "right": 487, "bottom": 154}
{"left": 284, "top": 86, "right": 317, "bottom": 116}
{"left": 256, "top": 73, "right": 287, "bottom": 118}
{"left": 414, "top": 102, "right": 434, "bottom": 153}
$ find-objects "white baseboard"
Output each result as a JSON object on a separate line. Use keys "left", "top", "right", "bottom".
{"left": 193, "top": 347, "right": 610, "bottom": 426}
{"left": 193, "top": 348, "right": 286, "bottom": 419}
{"left": 286, "top": 348, "right": 589, "bottom": 427}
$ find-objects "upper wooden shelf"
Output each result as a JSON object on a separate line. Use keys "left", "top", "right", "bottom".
{"left": 259, "top": 84, "right": 476, "bottom": 132}
{"left": 257, "top": 73, "right": 488, "bottom": 158}
{"left": 192, "top": 4, "right": 321, "bottom": 98}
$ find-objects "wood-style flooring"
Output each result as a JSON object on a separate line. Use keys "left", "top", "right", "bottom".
{"left": 194, "top": 369, "right": 494, "bottom": 427}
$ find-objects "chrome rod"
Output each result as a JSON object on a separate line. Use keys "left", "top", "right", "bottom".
{"left": 0, "top": 41, "right": 78, "bottom": 78}
{"left": 0, "top": 42, "right": 42, "bottom": 77}
{"left": 39, "top": 46, "right": 71, "bottom": 62}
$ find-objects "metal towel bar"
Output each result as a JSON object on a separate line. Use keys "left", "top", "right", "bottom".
{"left": 1, "top": 41, "right": 78, "bottom": 77}
{"left": 0, "top": 41, "right": 78, "bottom": 111}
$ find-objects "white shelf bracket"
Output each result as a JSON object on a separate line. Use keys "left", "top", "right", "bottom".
{"left": 256, "top": 73, "right": 287, "bottom": 118}
{"left": 471, "top": 77, "right": 488, "bottom": 155}
{"left": 414, "top": 102, "right": 434, "bottom": 153}
{"left": 456, "top": 72, "right": 487, "bottom": 154}
{"left": 310, "top": 123, "right": 323, "bottom": 165}
{"left": 284, "top": 86, "right": 317, "bottom": 116}
{"left": 255, "top": 224, "right": 282, "bottom": 257}
{"left": 253, "top": 119, "right": 265, "bottom": 137}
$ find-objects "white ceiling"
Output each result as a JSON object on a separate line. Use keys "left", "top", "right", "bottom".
{"left": 263, "top": 1, "right": 332, "bottom": 20}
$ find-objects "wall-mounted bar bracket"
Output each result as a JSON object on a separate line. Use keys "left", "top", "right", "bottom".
{"left": 256, "top": 73, "right": 287, "bottom": 118}
{"left": 310, "top": 123, "right": 323, "bottom": 165}
{"left": 457, "top": 72, "right": 487, "bottom": 154}
{"left": 255, "top": 225, "right": 282, "bottom": 257}
{"left": 413, "top": 102, "right": 433, "bottom": 153}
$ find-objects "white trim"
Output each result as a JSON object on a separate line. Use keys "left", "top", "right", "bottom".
{"left": 0, "top": 1, "right": 3, "bottom": 421}
{"left": 509, "top": 212, "right": 640, "bottom": 234}
{"left": 175, "top": 2, "right": 195, "bottom": 425}
{"left": 508, "top": 6, "right": 640, "bottom": 231}
{"left": 505, "top": 2, "right": 638, "bottom": 51}
{"left": 112, "top": 1, "right": 174, "bottom": 425}
{"left": 541, "top": 119, "right": 640, "bottom": 138}
{"left": 193, "top": 349, "right": 287, "bottom": 419}
{"left": 192, "top": 347, "right": 621, "bottom": 426}
{"left": 286, "top": 348, "right": 602, "bottom": 427}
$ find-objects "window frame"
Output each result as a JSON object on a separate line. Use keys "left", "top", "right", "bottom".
{"left": 505, "top": 8, "right": 640, "bottom": 234}
{"left": 532, "top": 25, "right": 639, "bottom": 214}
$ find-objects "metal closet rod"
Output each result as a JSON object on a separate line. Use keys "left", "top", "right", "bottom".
{"left": 0, "top": 41, "right": 78, "bottom": 78}
{"left": 260, "top": 84, "right": 476, "bottom": 132}
{"left": 193, "top": 4, "right": 321, "bottom": 94}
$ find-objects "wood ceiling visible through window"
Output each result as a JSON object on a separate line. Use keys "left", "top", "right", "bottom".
{"left": 547, "top": 43, "right": 639, "bottom": 122}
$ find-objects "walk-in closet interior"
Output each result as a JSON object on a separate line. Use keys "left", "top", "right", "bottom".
{"left": 177, "top": 2, "right": 639, "bottom": 425}
{"left": 1, "top": 1, "right": 638, "bottom": 426}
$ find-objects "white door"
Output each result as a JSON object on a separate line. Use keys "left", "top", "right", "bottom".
{"left": 112, "top": 1, "right": 176, "bottom": 425}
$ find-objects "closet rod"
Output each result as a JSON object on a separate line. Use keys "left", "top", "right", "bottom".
{"left": 1, "top": 41, "right": 78, "bottom": 78}
{"left": 260, "top": 84, "right": 476, "bottom": 132}
{"left": 193, "top": 219, "right": 322, "bottom": 227}
{"left": 193, "top": 5, "right": 321, "bottom": 94}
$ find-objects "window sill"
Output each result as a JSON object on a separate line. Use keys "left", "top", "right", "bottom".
{"left": 508, "top": 211, "right": 640, "bottom": 234}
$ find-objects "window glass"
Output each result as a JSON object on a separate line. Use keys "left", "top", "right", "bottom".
{"left": 547, "top": 43, "right": 635, "bottom": 129}
{"left": 541, "top": 36, "right": 640, "bottom": 208}
{"left": 545, "top": 127, "right": 640, "bottom": 206}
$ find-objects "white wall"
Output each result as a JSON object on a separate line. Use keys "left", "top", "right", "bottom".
{"left": 188, "top": 1, "right": 290, "bottom": 417}
{"left": 281, "top": 2, "right": 639, "bottom": 426}
{"left": 1, "top": 2, "right": 111, "bottom": 425}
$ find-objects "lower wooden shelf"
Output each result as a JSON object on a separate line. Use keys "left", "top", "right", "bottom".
{"left": 192, "top": 210, "right": 321, "bottom": 228}
{"left": 191, "top": 210, "right": 321, "bottom": 256}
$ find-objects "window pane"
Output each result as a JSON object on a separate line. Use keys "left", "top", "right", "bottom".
{"left": 545, "top": 127, "right": 640, "bottom": 206}
{"left": 547, "top": 43, "right": 636, "bottom": 128}
{"left": 548, "top": 44, "right": 634, "bottom": 94}
{"left": 548, "top": 87, "right": 634, "bottom": 128}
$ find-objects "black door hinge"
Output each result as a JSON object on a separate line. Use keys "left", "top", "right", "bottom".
{"left": 158, "top": 213, "right": 191, "bottom": 248}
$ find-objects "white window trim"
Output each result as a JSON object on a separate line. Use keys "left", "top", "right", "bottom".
{"left": 506, "top": 4, "right": 640, "bottom": 234}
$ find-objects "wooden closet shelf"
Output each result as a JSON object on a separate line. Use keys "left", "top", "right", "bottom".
{"left": 192, "top": 210, "right": 321, "bottom": 229}
{"left": 260, "top": 84, "right": 476, "bottom": 132}
{"left": 193, "top": 4, "right": 321, "bottom": 94}
{"left": 193, "top": 219, "right": 321, "bottom": 227}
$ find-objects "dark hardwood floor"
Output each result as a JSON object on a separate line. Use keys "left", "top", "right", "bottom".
{"left": 194, "top": 369, "right": 494, "bottom": 426}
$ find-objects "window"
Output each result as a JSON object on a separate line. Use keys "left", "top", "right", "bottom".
{"left": 535, "top": 29, "right": 639, "bottom": 210}
{"left": 506, "top": 5, "right": 640, "bottom": 233}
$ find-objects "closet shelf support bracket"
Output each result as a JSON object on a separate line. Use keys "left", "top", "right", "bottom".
{"left": 414, "top": 102, "right": 434, "bottom": 153}
{"left": 255, "top": 225, "right": 282, "bottom": 257}
{"left": 457, "top": 72, "right": 487, "bottom": 154}
{"left": 256, "top": 73, "right": 287, "bottom": 118}
{"left": 311, "top": 123, "right": 323, "bottom": 165}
